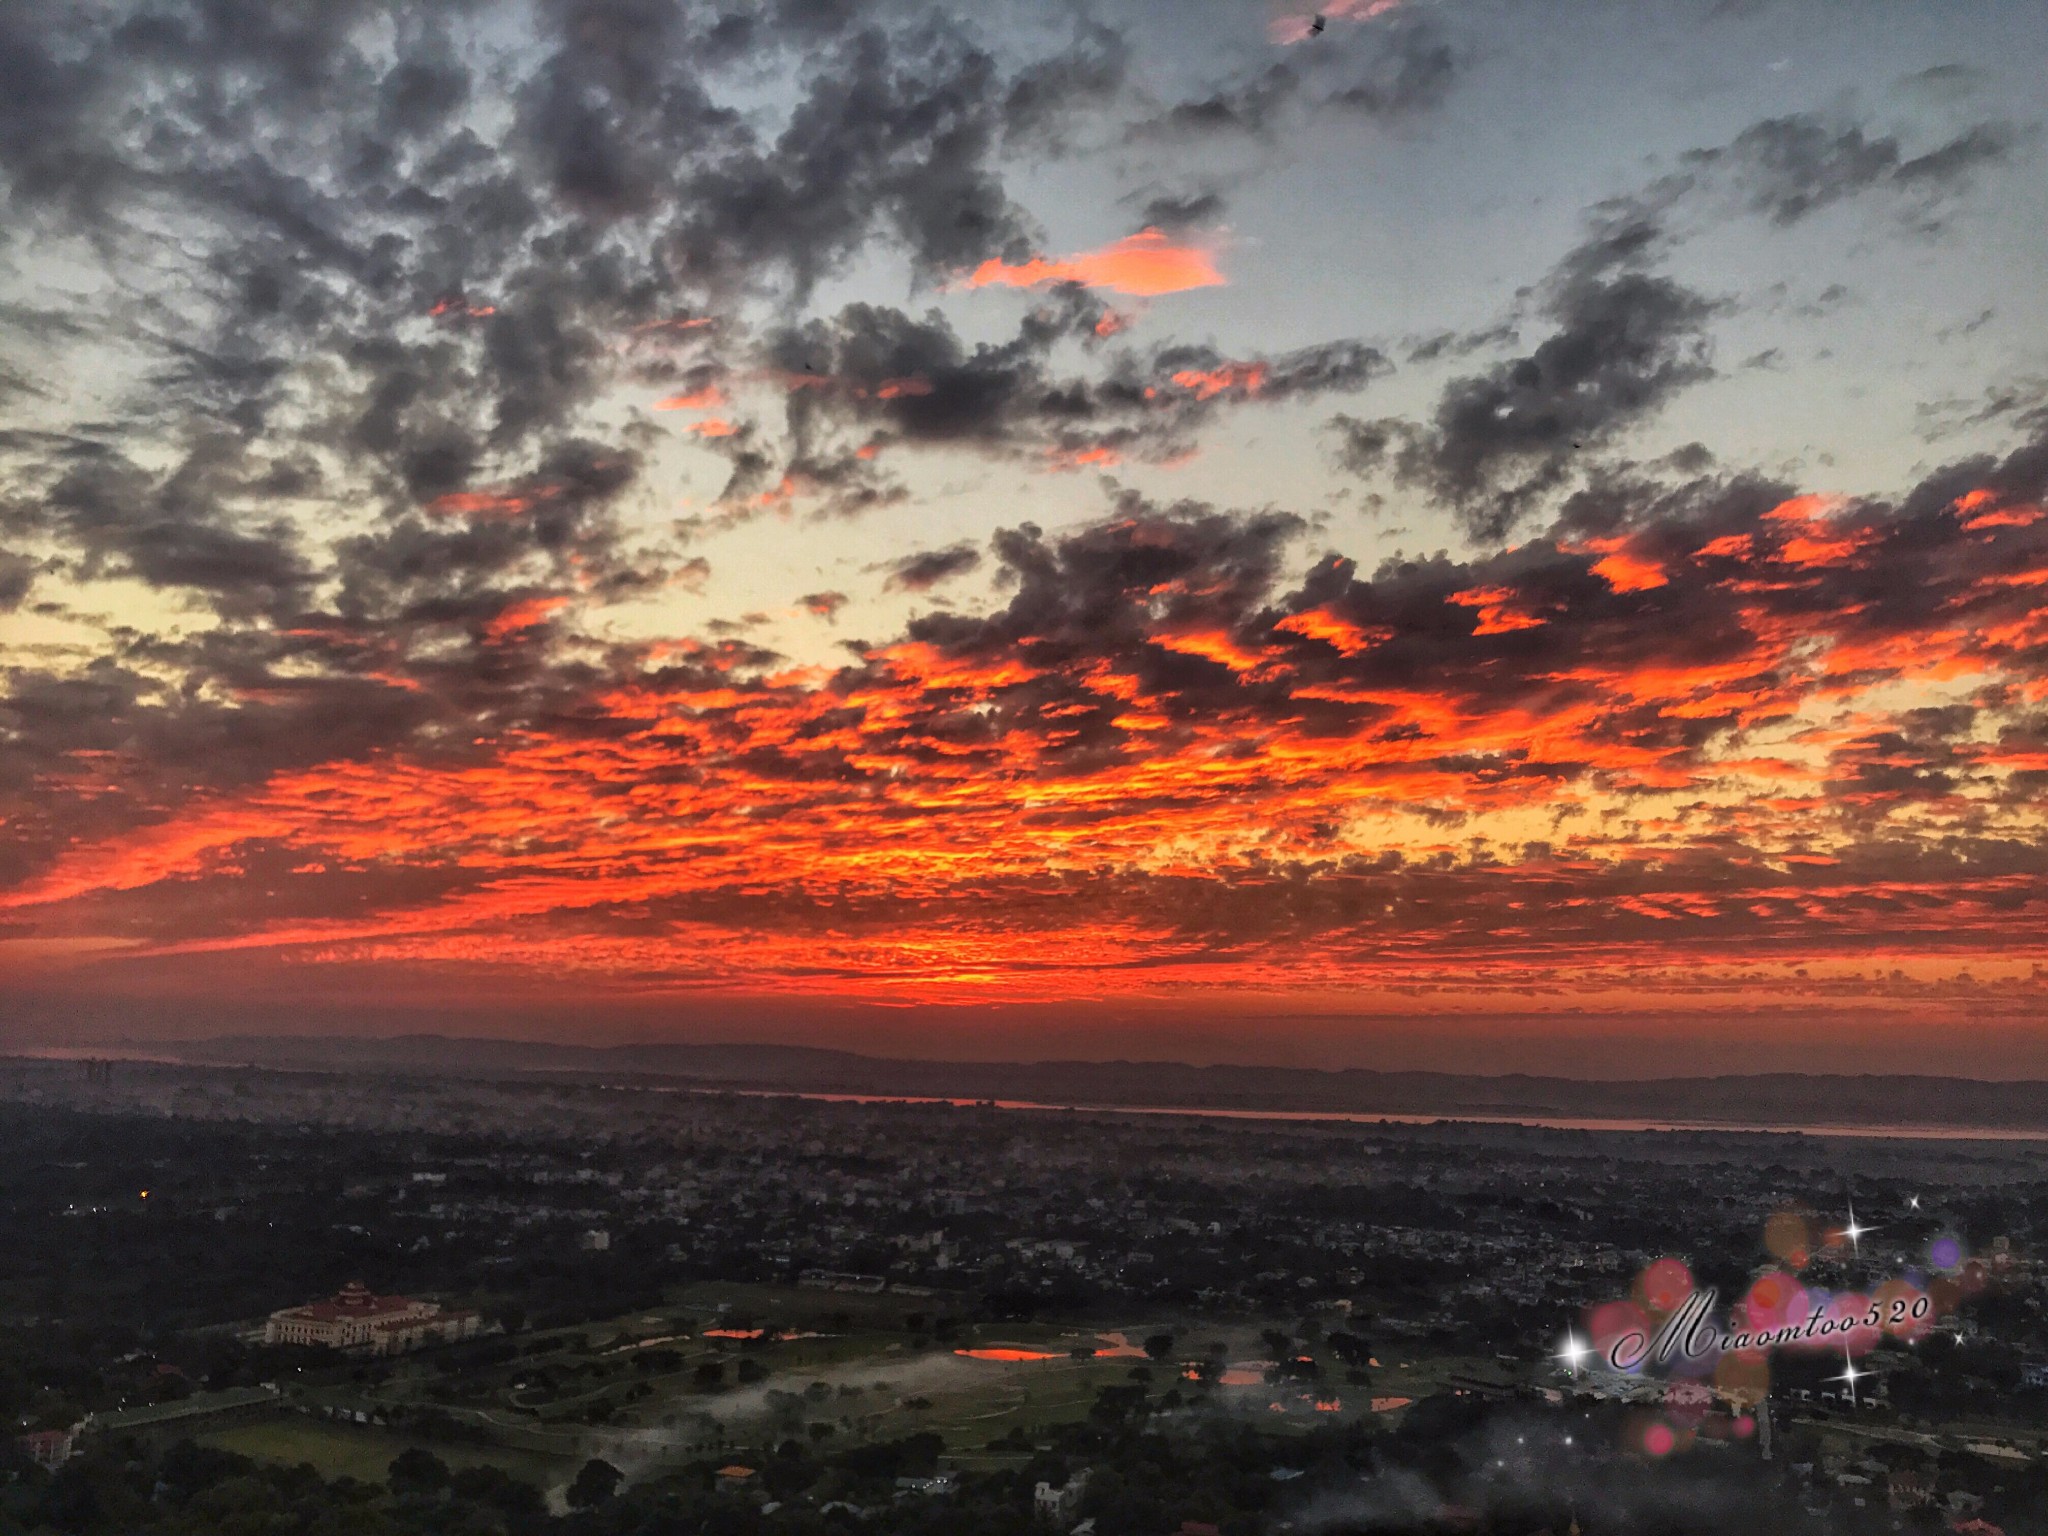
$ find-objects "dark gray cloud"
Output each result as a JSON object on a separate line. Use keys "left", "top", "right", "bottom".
{"left": 1132, "top": 62, "right": 1302, "bottom": 140}
{"left": 1915, "top": 378, "right": 2048, "bottom": 444}
{"left": 1137, "top": 190, "right": 1229, "bottom": 232}
{"left": 884, "top": 543, "right": 984, "bottom": 592}
{"left": 0, "top": 0, "right": 1138, "bottom": 569}
{"left": 1404, "top": 323, "right": 1518, "bottom": 366}
{"left": 1331, "top": 102, "right": 2023, "bottom": 542}
{"left": 1001, "top": 22, "right": 1130, "bottom": 150}
{"left": 24, "top": 439, "right": 318, "bottom": 622}
{"left": 1323, "top": 22, "right": 1459, "bottom": 119}
{"left": 740, "top": 299, "right": 1389, "bottom": 495}
{"left": 1699, "top": 113, "right": 2020, "bottom": 230}
{"left": 0, "top": 551, "right": 33, "bottom": 611}
{"left": 1334, "top": 211, "right": 1720, "bottom": 540}
{"left": 1128, "top": 17, "right": 1462, "bottom": 140}
{"left": 663, "top": 26, "right": 1037, "bottom": 295}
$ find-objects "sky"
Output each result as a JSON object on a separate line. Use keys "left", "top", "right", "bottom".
{"left": 2, "top": 0, "right": 2047, "bottom": 1074}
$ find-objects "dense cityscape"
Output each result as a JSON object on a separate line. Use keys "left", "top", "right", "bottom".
{"left": 0, "top": 1056, "right": 2043, "bottom": 1535}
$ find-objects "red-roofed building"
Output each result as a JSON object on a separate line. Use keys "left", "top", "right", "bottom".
{"left": 263, "top": 1281, "right": 479, "bottom": 1354}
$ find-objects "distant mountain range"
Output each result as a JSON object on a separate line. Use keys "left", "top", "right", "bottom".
{"left": 101, "top": 1033, "right": 2048, "bottom": 1133}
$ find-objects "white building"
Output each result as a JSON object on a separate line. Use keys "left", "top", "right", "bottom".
{"left": 1035, "top": 1471, "right": 1089, "bottom": 1523}
{"left": 263, "top": 1282, "right": 480, "bottom": 1354}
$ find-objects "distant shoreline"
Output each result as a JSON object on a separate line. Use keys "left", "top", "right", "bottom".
{"left": 660, "top": 1085, "right": 2048, "bottom": 1143}
{"left": 10, "top": 1037, "right": 2048, "bottom": 1140}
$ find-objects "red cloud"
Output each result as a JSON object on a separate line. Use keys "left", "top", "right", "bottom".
{"left": 9, "top": 476, "right": 2048, "bottom": 1020}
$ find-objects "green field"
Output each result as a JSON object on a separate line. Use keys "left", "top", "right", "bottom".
{"left": 199, "top": 1414, "right": 578, "bottom": 1491}
{"left": 289, "top": 1284, "right": 1446, "bottom": 1476}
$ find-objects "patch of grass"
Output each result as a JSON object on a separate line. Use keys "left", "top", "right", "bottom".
{"left": 199, "top": 1413, "right": 575, "bottom": 1490}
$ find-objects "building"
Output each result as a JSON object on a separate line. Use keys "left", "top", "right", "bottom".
{"left": 263, "top": 1282, "right": 479, "bottom": 1354}
{"left": 16, "top": 1427, "right": 77, "bottom": 1470}
{"left": 84, "top": 1387, "right": 279, "bottom": 1440}
{"left": 1035, "top": 1471, "right": 1089, "bottom": 1523}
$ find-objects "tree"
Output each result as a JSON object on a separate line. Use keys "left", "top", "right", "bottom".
{"left": 566, "top": 1457, "right": 622, "bottom": 1509}
{"left": 157, "top": 1440, "right": 257, "bottom": 1501}
{"left": 1327, "top": 1330, "right": 1370, "bottom": 1368}
{"left": 449, "top": 1464, "right": 546, "bottom": 1518}
{"left": 1144, "top": 1332, "right": 1177, "bottom": 1361}
{"left": 487, "top": 1302, "right": 526, "bottom": 1335}
{"left": 1090, "top": 1383, "right": 1149, "bottom": 1426}
{"left": 386, "top": 1447, "right": 449, "bottom": 1496}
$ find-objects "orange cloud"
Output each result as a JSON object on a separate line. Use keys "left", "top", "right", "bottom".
{"left": 1955, "top": 490, "right": 2043, "bottom": 532}
{"left": 1273, "top": 609, "right": 1392, "bottom": 656}
{"left": 964, "top": 229, "right": 1224, "bottom": 298}
{"left": 1572, "top": 537, "right": 1669, "bottom": 593}
{"left": 1448, "top": 586, "right": 1546, "bottom": 634}
{"left": 1153, "top": 627, "right": 1271, "bottom": 673}
{"left": 1046, "top": 445, "right": 1123, "bottom": 471}
{"left": 427, "top": 490, "right": 531, "bottom": 518}
{"left": 1170, "top": 362, "right": 1267, "bottom": 400}
{"left": 481, "top": 595, "right": 568, "bottom": 643}
{"left": 655, "top": 385, "right": 727, "bottom": 411}
{"left": 1591, "top": 552, "right": 1668, "bottom": 591}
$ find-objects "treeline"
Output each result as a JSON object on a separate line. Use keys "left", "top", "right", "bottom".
{"left": 0, "top": 1394, "right": 1914, "bottom": 1536}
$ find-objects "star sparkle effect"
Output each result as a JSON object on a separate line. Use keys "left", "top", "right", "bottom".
{"left": 1836, "top": 1201, "right": 1877, "bottom": 1259}
{"left": 1833, "top": 1347, "right": 1864, "bottom": 1407}
{"left": 1557, "top": 1330, "right": 1591, "bottom": 1376}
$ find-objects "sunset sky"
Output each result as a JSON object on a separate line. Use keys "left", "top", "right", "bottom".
{"left": 3, "top": 0, "right": 2048, "bottom": 1073}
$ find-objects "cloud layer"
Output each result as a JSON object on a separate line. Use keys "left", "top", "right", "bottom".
{"left": 1, "top": 0, "right": 2042, "bottom": 1043}
{"left": 9, "top": 431, "right": 2048, "bottom": 1021}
